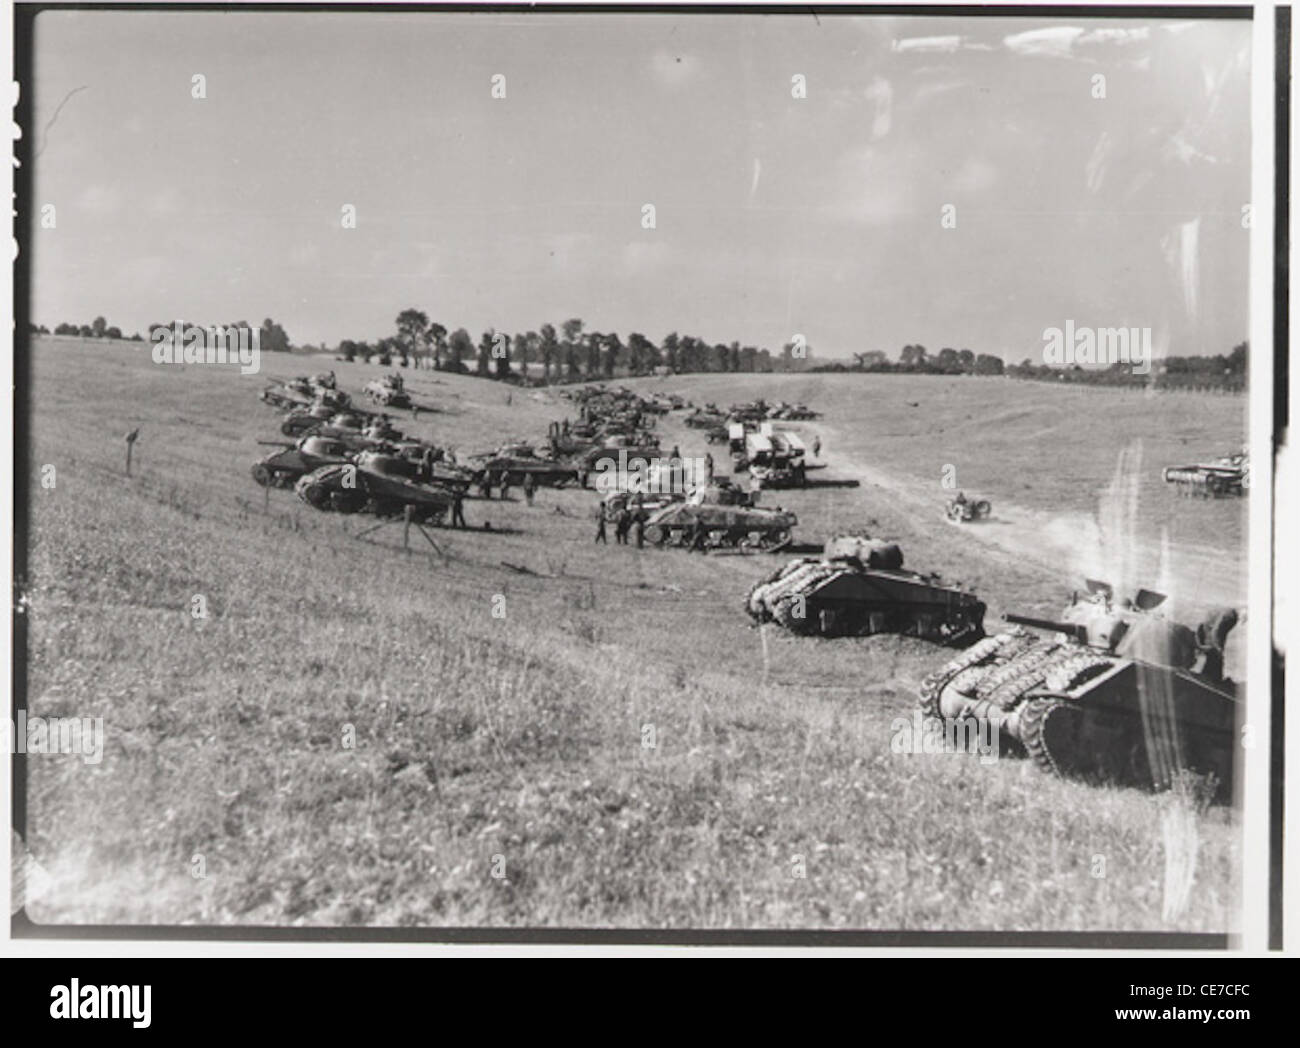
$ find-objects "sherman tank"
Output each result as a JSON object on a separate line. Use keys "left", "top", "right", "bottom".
{"left": 260, "top": 378, "right": 316, "bottom": 410}
{"left": 745, "top": 536, "right": 986, "bottom": 643}
{"left": 917, "top": 582, "right": 1238, "bottom": 798}
{"left": 295, "top": 453, "right": 453, "bottom": 522}
{"left": 472, "top": 445, "right": 580, "bottom": 488}
{"left": 643, "top": 481, "right": 796, "bottom": 551}
{"left": 251, "top": 434, "right": 352, "bottom": 488}
{"left": 364, "top": 374, "right": 412, "bottom": 408}
{"left": 1162, "top": 449, "right": 1249, "bottom": 497}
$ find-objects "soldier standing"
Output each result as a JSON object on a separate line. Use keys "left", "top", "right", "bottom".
{"left": 813, "top": 435, "right": 822, "bottom": 458}
{"left": 451, "top": 492, "right": 467, "bottom": 528}
{"left": 499, "top": 472, "right": 511, "bottom": 500}
{"left": 615, "top": 508, "right": 631, "bottom": 545}
{"left": 634, "top": 510, "right": 646, "bottom": 549}
{"left": 523, "top": 472, "right": 536, "bottom": 506}
{"left": 595, "top": 504, "right": 608, "bottom": 544}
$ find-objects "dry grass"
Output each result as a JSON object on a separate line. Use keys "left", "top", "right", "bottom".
{"left": 20, "top": 339, "right": 1242, "bottom": 932}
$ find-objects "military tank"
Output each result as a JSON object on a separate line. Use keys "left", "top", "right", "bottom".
{"left": 295, "top": 453, "right": 453, "bottom": 522}
{"left": 364, "top": 373, "right": 412, "bottom": 408}
{"left": 1163, "top": 449, "right": 1249, "bottom": 497}
{"left": 746, "top": 536, "right": 986, "bottom": 643}
{"left": 643, "top": 481, "right": 796, "bottom": 551}
{"left": 251, "top": 434, "right": 352, "bottom": 488}
{"left": 917, "top": 582, "right": 1238, "bottom": 798}
{"left": 260, "top": 378, "right": 316, "bottom": 410}
{"left": 471, "top": 444, "right": 580, "bottom": 488}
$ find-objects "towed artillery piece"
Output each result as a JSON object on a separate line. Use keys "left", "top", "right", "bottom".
{"left": 918, "top": 582, "right": 1238, "bottom": 797}
{"left": 294, "top": 452, "right": 454, "bottom": 523}
{"left": 946, "top": 495, "right": 992, "bottom": 522}
{"left": 745, "top": 536, "right": 986, "bottom": 643}
{"left": 642, "top": 481, "right": 796, "bottom": 552}
{"left": 364, "top": 373, "right": 412, "bottom": 408}
{"left": 251, "top": 435, "right": 352, "bottom": 488}
{"left": 1162, "top": 449, "right": 1249, "bottom": 497}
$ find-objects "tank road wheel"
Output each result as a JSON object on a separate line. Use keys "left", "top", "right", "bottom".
{"left": 765, "top": 528, "right": 793, "bottom": 552}
{"left": 1020, "top": 697, "right": 1082, "bottom": 778}
{"left": 645, "top": 524, "right": 666, "bottom": 546}
{"left": 251, "top": 463, "right": 273, "bottom": 487}
{"left": 974, "top": 500, "right": 992, "bottom": 519}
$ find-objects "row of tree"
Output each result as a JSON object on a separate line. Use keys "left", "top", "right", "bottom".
{"left": 814, "top": 340, "right": 1248, "bottom": 392}
{"left": 336, "top": 310, "right": 816, "bottom": 382}
{"left": 1007, "top": 341, "right": 1247, "bottom": 390}
{"left": 34, "top": 317, "right": 129, "bottom": 340}
{"left": 31, "top": 316, "right": 293, "bottom": 353}
{"left": 814, "top": 345, "right": 1006, "bottom": 375}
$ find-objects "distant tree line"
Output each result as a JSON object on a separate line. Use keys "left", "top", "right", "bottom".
{"left": 31, "top": 316, "right": 293, "bottom": 352}
{"left": 1008, "top": 341, "right": 1246, "bottom": 392}
{"left": 814, "top": 340, "right": 1248, "bottom": 392}
{"left": 32, "top": 316, "right": 131, "bottom": 340}
{"left": 814, "top": 345, "right": 1005, "bottom": 376}
{"left": 334, "top": 309, "right": 817, "bottom": 384}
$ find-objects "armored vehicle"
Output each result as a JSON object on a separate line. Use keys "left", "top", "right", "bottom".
{"left": 295, "top": 453, "right": 454, "bottom": 523}
{"left": 643, "top": 481, "right": 796, "bottom": 551}
{"left": 918, "top": 582, "right": 1238, "bottom": 797}
{"left": 746, "top": 536, "right": 985, "bottom": 643}
{"left": 251, "top": 435, "right": 352, "bottom": 488}
{"left": 1163, "top": 449, "right": 1249, "bottom": 497}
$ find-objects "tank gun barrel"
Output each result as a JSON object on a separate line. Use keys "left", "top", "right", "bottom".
{"left": 1002, "top": 613, "right": 1087, "bottom": 642}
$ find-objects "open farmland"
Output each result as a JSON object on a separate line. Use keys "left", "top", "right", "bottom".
{"left": 20, "top": 337, "right": 1247, "bottom": 932}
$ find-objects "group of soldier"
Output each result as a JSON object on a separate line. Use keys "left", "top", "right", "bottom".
{"left": 595, "top": 500, "right": 648, "bottom": 547}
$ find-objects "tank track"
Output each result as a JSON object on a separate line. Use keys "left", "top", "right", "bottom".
{"left": 1020, "top": 697, "right": 1077, "bottom": 776}
{"left": 918, "top": 631, "right": 1029, "bottom": 717}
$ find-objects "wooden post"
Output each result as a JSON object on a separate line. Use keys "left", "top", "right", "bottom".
{"left": 264, "top": 482, "right": 270, "bottom": 514}
{"left": 403, "top": 504, "right": 412, "bottom": 552}
{"left": 125, "top": 442, "right": 132, "bottom": 476}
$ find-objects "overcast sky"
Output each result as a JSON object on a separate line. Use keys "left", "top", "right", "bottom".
{"left": 28, "top": 10, "right": 1252, "bottom": 360}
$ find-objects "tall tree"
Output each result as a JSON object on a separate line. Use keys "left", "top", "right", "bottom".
{"left": 604, "top": 332, "right": 622, "bottom": 378}
{"left": 540, "top": 323, "right": 558, "bottom": 381}
{"left": 512, "top": 332, "right": 530, "bottom": 378}
{"left": 427, "top": 323, "right": 448, "bottom": 369}
{"left": 661, "top": 332, "right": 680, "bottom": 373}
{"left": 447, "top": 327, "right": 473, "bottom": 372}
{"left": 477, "top": 329, "right": 496, "bottom": 376}
{"left": 395, "top": 309, "right": 429, "bottom": 366}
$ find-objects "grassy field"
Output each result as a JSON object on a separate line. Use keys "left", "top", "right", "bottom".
{"left": 20, "top": 338, "right": 1246, "bottom": 932}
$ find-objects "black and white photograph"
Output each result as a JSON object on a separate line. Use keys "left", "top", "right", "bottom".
{"left": 6, "top": 0, "right": 1289, "bottom": 963}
